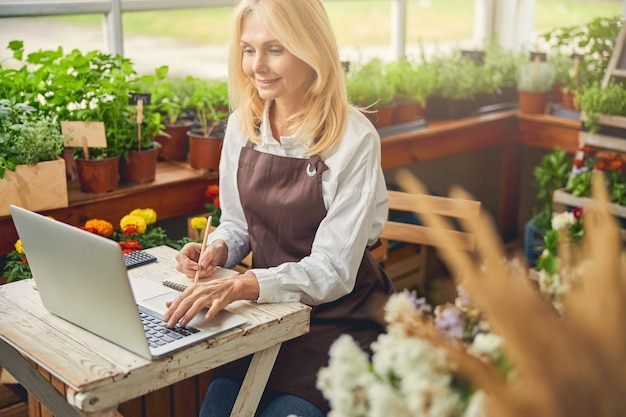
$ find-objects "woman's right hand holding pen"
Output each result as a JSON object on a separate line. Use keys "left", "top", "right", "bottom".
{"left": 174, "top": 240, "right": 229, "bottom": 280}
{"left": 166, "top": 239, "right": 259, "bottom": 327}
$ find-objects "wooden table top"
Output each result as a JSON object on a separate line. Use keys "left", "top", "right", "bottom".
{"left": 0, "top": 245, "right": 311, "bottom": 414}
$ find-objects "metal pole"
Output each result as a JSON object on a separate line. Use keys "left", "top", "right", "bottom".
{"left": 103, "top": 0, "right": 124, "bottom": 55}
{"left": 390, "top": 0, "right": 407, "bottom": 60}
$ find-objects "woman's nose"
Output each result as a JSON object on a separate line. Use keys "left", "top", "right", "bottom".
{"left": 252, "top": 53, "right": 267, "bottom": 73}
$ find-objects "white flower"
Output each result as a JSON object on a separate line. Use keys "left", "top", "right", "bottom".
{"left": 384, "top": 291, "right": 419, "bottom": 324}
{"left": 551, "top": 211, "right": 575, "bottom": 231}
{"left": 366, "top": 381, "right": 408, "bottom": 417}
{"left": 468, "top": 332, "right": 503, "bottom": 361}
{"left": 463, "top": 391, "right": 488, "bottom": 417}
{"left": 317, "top": 334, "right": 374, "bottom": 417}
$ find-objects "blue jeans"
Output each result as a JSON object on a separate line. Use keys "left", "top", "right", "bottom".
{"left": 199, "top": 377, "right": 326, "bottom": 417}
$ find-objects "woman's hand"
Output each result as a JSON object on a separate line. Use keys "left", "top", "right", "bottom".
{"left": 163, "top": 273, "right": 260, "bottom": 327}
{"left": 175, "top": 240, "right": 229, "bottom": 279}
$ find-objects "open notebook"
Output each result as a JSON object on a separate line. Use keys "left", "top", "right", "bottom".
{"left": 9, "top": 205, "right": 248, "bottom": 360}
{"left": 162, "top": 267, "right": 239, "bottom": 292}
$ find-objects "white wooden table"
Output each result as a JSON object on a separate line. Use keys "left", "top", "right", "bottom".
{"left": 0, "top": 245, "right": 311, "bottom": 417}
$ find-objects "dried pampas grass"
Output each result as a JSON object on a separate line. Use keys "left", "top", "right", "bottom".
{"left": 395, "top": 169, "right": 626, "bottom": 417}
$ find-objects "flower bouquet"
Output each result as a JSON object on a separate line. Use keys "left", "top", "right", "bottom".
{"left": 318, "top": 289, "right": 507, "bottom": 417}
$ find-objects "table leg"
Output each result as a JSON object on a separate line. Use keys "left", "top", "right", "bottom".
{"left": 230, "top": 343, "right": 282, "bottom": 417}
{"left": 0, "top": 338, "right": 122, "bottom": 417}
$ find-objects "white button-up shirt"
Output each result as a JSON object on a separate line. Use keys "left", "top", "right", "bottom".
{"left": 208, "top": 106, "right": 389, "bottom": 305}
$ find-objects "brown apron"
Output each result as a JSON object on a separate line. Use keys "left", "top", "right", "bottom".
{"left": 214, "top": 141, "right": 395, "bottom": 413}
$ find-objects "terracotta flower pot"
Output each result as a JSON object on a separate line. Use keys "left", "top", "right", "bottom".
{"left": 561, "top": 91, "right": 579, "bottom": 111}
{"left": 366, "top": 103, "right": 396, "bottom": 129}
{"left": 75, "top": 155, "right": 121, "bottom": 194}
{"left": 120, "top": 146, "right": 160, "bottom": 184}
{"left": 517, "top": 90, "right": 549, "bottom": 115}
{"left": 154, "top": 122, "right": 192, "bottom": 161}
{"left": 394, "top": 100, "right": 425, "bottom": 124}
{"left": 188, "top": 129, "right": 223, "bottom": 172}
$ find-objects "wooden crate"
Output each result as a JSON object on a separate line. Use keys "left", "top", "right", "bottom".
{"left": 553, "top": 189, "right": 626, "bottom": 239}
{"left": 0, "top": 159, "right": 68, "bottom": 217}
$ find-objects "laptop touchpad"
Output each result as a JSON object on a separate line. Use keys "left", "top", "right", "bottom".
{"left": 142, "top": 292, "right": 177, "bottom": 314}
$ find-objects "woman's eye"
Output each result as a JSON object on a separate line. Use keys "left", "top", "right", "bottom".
{"left": 242, "top": 48, "right": 254, "bottom": 55}
{"left": 269, "top": 48, "right": 283, "bottom": 54}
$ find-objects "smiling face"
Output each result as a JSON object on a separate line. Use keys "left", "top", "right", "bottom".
{"left": 240, "top": 13, "right": 315, "bottom": 114}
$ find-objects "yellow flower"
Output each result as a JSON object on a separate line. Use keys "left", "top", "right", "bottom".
{"left": 191, "top": 216, "right": 208, "bottom": 231}
{"left": 84, "top": 219, "right": 114, "bottom": 238}
{"left": 120, "top": 215, "right": 147, "bottom": 235}
{"left": 129, "top": 208, "right": 157, "bottom": 225}
{"left": 14, "top": 239, "right": 24, "bottom": 254}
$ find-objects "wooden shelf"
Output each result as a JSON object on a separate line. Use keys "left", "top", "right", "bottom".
{"left": 0, "top": 110, "right": 583, "bottom": 256}
{"left": 0, "top": 161, "right": 218, "bottom": 255}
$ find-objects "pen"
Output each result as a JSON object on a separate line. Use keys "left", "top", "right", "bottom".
{"left": 194, "top": 215, "right": 212, "bottom": 283}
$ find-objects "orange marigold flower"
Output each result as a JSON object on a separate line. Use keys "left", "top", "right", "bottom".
{"left": 573, "top": 159, "right": 585, "bottom": 168}
{"left": 119, "top": 240, "right": 142, "bottom": 254}
{"left": 594, "top": 159, "right": 607, "bottom": 171}
{"left": 213, "top": 196, "right": 220, "bottom": 209}
{"left": 84, "top": 219, "right": 114, "bottom": 238}
{"left": 205, "top": 184, "right": 219, "bottom": 200}
{"left": 581, "top": 145, "right": 597, "bottom": 157}
{"left": 20, "top": 257, "right": 28, "bottom": 264}
{"left": 120, "top": 215, "right": 147, "bottom": 235}
{"left": 607, "top": 159, "right": 624, "bottom": 172}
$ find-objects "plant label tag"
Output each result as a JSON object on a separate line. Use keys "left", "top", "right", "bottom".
{"left": 61, "top": 121, "right": 107, "bottom": 148}
{"left": 529, "top": 52, "right": 547, "bottom": 62}
{"left": 129, "top": 93, "right": 151, "bottom": 105}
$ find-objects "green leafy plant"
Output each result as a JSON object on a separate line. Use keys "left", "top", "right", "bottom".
{"left": 483, "top": 43, "right": 525, "bottom": 93}
{"left": 578, "top": 80, "right": 626, "bottom": 133}
{"left": 517, "top": 61, "right": 557, "bottom": 93}
{"left": 567, "top": 145, "right": 626, "bottom": 205}
{"left": 540, "top": 15, "right": 622, "bottom": 87}
{"left": 188, "top": 77, "right": 229, "bottom": 137}
{"left": 1, "top": 40, "right": 166, "bottom": 160}
{"left": 428, "top": 52, "right": 485, "bottom": 100}
{"left": 146, "top": 70, "right": 196, "bottom": 125}
{"left": 0, "top": 98, "right": 66, "bottom": 179}
{"left": 346, "top": 58, "right": 396, "bottom": 109}
{"left": 532, "top": 148, "right": 572, "bottom": 232}
{"left": 385, "top": 58, "right": 435, "bottom": 106}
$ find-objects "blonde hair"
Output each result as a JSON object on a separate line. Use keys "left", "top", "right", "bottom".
{"left": 228, "top": 0, "right": 349, "bottom": 156}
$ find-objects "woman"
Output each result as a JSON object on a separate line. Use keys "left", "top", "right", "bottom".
{"left": 163, "top": 0, "right": 395, "bottom": 415}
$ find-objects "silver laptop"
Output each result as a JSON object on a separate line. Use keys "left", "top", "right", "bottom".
{"left": 9, "top": 204, "right": 248, "bottom": 360}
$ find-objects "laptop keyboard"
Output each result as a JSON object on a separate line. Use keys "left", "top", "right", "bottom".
{"left": 138, "top": 305, "right": 200, "bottom": 348}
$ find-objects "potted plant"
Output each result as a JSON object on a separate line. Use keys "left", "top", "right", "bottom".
{"left": 0, "top": 98, "right": 68, "bottom": 216}
{"left": 187, "top": 77, "right": 229, "bottom": 171}
{"left": 424, "top": 51, "right": 484, "bottom": 119}
{"left": 483, "top": 43, "right": 525, "bottom": 106}
{"left": 149, "top": 70, "right": 196, "bottom": 161}
{"left": 119, "top": 108, "right": 164, "bottom": 185}
{"left": 578, "top": 80, "right": 626, "bottom": 135}
{"left": 346, "top": 58, "right": 396, "bottom": 128}
{"left": 385, "top": 58, "right": 435, "bottom": 123}
{"left": 524, "top": 148, "right": 572, "bottom": 266}
{"left": 517, "top": 60, "right": 556, "bottom": 114}
{"left": 539, "top": 15, "right": 622, "bottom": 89}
